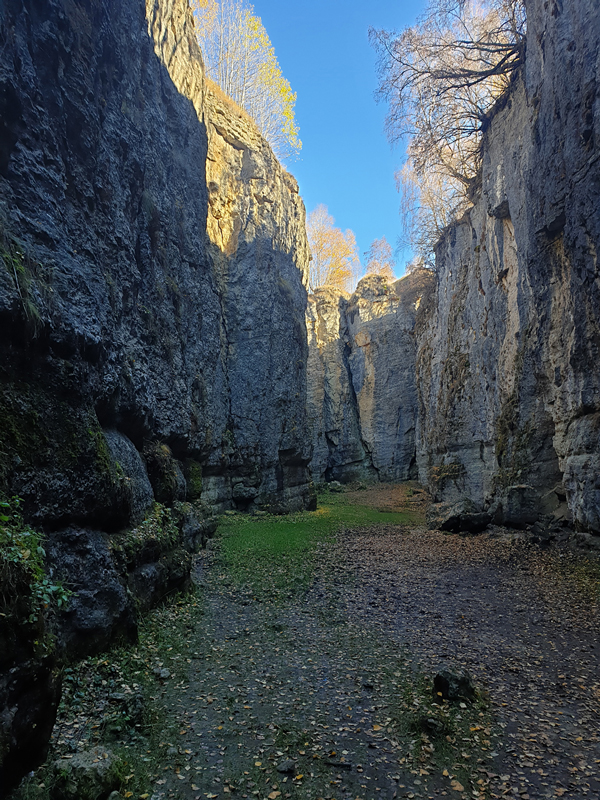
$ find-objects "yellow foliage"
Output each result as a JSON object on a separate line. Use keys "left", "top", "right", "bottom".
{"left": 191, "top": 0, "right": 301, "bottom": 161}
{"left": 306, "top": 205, "right": 362, "bottom": 294}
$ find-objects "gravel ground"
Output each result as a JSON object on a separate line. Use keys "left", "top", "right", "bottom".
{"left": 27, "top": 487, "right": 600, "bottom": 800}
{"left": 151, "top": 521, "right": 599, "bottom": 800}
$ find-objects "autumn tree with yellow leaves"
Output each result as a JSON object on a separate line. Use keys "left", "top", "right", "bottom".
{"left": 306, "top": 205, "right": 362, "bottom": 294}
{"left": 370, "top": 0, "right": 526, "bottom": 260}
{"left": 191, "top": 0, "right": 301, "bottom": 161}
{"left": 364, "top": 237, "right": 396, "bottom": 280}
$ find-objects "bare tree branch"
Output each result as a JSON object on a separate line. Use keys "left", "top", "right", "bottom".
{"left": 370, "top": 0, "right": 526, "bottom": 261}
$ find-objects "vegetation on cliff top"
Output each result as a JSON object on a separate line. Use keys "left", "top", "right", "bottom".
{"left": 306, "top": 208, "right": 399, "bottom": 294}
{"left": 305, "top": 205, "right": 362, "bottom": 294}
{"left": 363, "top": 236, "right": 396, "bottom": 281}
{"left": 191, "top": 0, "right": 301, "bottom": 161}
{"left": 371, "top": 0, "right": 526, "bottom": 262}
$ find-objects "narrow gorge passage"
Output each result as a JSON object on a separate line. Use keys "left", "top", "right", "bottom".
{"left": 44, "top": 487, "right": 600, "bottom": 800}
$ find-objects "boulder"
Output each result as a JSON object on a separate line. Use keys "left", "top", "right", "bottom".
{"left": 501, "top": 485, "right": 540, "bottom": 528}
{"left": 427, "top": 499, "right": 491, "bottom": 533}
{"left": 143, "top": 442, "right": 186, "bottom": 506}
{"left": 52, "top": 747, "right": 122, "bottom": 800}
{"left": 433, "top": 669, "right": 476, "bottom": 704}
{"left": 46, "top": 528, "right": 137, "bottom": 661}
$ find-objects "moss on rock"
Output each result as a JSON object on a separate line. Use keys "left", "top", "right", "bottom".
{"left": 184, "top": 459, "right": 203, "bottom": 501}
{"left": 0, "top": 380, "right": 128, "bottom": 527}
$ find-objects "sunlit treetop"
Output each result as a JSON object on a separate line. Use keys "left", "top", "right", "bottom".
{"left": 191, "top": 0, "right": 301, "bottom": 162}
{"left": 306, "top": 205, "right": 363, "bottom": 294}
{"left": 370, "top": 0, "right": 526, "bottom": 262}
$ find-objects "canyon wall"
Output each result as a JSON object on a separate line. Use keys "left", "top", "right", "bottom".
{"left": 307, "top": 270, "right": 434, "bottom": 484}
{"left": 416, "top": 0, "right": 600, "bottom": 529}
{"left": 307, "top": 0, "right": 600, "bottom": 536}
{"left": 0, "top": 0, "right": 312, "bottom": 788}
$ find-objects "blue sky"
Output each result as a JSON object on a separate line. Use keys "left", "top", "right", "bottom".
{"left": 254, "top": 0, "right": 426, "bottom": 278}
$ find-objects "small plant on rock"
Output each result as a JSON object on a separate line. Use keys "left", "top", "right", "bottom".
{"left": 0, "top": 496, "right": 70, "bottom": 625}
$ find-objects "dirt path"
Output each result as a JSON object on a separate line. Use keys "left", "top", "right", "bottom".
{"left": 150, "top": 519, "right": 599, "bottom": 800}
{"left": 34, "top": 486, "right": 600, "bottom": 800}
{"left": 333, "top": 526, "right": 600, "bottom": 799}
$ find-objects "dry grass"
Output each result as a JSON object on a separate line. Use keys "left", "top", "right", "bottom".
{"left": 204, "top": 77, "right": 257, "bottom": 130}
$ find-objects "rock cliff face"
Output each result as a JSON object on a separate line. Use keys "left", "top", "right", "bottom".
{"left": 416, "top": 0, "right": 600, "bottom": 529}
{"left": 0, "top": 0, "right": 311, "bottom": 523}
{"left": 0, "top": 0, "right": 312, "bottom": 788}
{"left": 307, "top": 271, "right": 435, "bottom": 483}
{"left": 307, "top": 0, "right": 600, "bottom": 535}
{"left": 202, "top": 81, "right": 312, "bottom": 512}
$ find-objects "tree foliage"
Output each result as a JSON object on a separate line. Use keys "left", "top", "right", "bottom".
{"left": 364, "top": 237, "right": 396, "bottom": 280}
{"left": 370, "top": 0, "right": 526, "bottom": 260}
{"left": 306, "top": 205, "right": 362, "bottom": 294}
{"left": 191, "top": 0, "right": 301, "bottom": 161}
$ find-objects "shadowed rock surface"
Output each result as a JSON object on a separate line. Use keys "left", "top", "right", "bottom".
{"left": 306, "top": 287, "right": 375, "bottom": 483}
{"left": 0, "top": 0, "right": 312, "bottom": 789}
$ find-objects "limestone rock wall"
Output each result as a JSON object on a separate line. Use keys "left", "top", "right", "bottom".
{"left": 347, "top": 271, "right": 435, "bottom": 481}
{"left": 416, "top": 0, "right": 600, "bottom": 529}
{"left": 307, "top": 287, "right": 374, "bottom": 483}
{"left": 202, "top": 82, "right": 312, "bottom": 511}
{"left": 0, "top": 0, "right": 311, "bottom": 526}
{"left": 0, "top": 0, "right": 311, "bottom": 787}
{"left": 308, "top": 271, "right": 435, "bottom": 483}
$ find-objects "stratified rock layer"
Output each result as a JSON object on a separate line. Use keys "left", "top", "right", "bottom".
{"left": 0, "top": 0, "right": 311, "bottom": 788}
{"left": 416, "top": 0, "right": 600, "bottom": 529}
{"left": 308, "top": 271, "right": 435, "bottom": 483}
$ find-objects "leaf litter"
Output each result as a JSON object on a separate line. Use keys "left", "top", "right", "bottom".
{"left": 15, "top": 484, "right": 600, "bottom": 800}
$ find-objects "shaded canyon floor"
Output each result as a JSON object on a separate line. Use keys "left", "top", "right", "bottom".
{"left": 15, "top": 486, "right": 600, "bottom": 800}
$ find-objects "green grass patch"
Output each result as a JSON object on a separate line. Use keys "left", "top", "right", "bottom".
{"left": 217, "top": 489, "right": 418, "bottom": 595}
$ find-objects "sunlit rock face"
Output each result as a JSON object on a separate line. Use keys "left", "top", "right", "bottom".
{"left": 307, "top": 287, "right": 375, "bottom": 483}
{"left": 347, "top": 271, "right": 435, "bottom": 482}
{"left": 0, "top": 0, "right": 311, "bottom": 786}
{"left": 416, "top": 0, "right": 600, "bottom": 529}
{"left": 307, "top": 270, "right": 435, "bottom": 483}
{"left": 201, "top": 82, "right": 313, "bottom": 512}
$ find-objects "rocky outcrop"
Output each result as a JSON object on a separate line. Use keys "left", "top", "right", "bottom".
{"left": 416, "top": 0, "right": 600, "bottom": 530}
{"left": 202, "top": 81, "right": 312, "bottom": 512}
{"left": 307, "top": 287, "right": 374, "bottom": 483}
{"left": 347, "top": 271, "right": 435, "bottom": 481}
{"left": 0, "top": 591, "right": 62, "bottom": 796}
{"left": 0, "top": 0, "right": 312, "bottom": 788}
{"left": 307, "top": 270, "right": 435, "bottom": 483}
